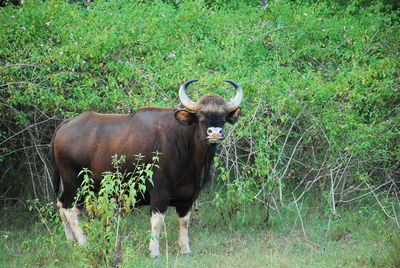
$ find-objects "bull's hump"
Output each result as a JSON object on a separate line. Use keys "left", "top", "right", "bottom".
{"left": 133, "top": 107, "right": 178, "bottom": 125}
{"left": 137, "top": 106, "right": 176, "bottom": 111}
{"left": 134, "top": 106, "right": 176, "bottom": 115}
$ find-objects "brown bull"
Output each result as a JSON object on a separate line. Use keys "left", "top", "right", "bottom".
{"left": 51, "top": 80, "right": 243, "bottom": 257}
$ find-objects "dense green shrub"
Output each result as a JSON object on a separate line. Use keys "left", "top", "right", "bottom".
{"left": 75, "top": 154, "right": 157, "bottom": 266}
{"left": 0, "top": 0, "right": 399, "bottom": 223}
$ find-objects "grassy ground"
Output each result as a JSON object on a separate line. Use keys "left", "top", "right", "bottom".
{"left": 0, "top": 192, "right": 396, "bottom": 268}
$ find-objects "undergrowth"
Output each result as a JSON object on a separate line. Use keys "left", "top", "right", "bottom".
{"left": 0, "top": 192, "right": 398, "bottom": 267}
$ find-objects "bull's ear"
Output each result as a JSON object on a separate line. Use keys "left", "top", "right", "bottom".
{"left": 227, "top": 108, "right": 241, "bottom": 124}
{"left": 174, "top": 110, "right": 197, "bottom": 126}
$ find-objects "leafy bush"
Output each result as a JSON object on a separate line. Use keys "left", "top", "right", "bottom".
{"left": 75, "top": 154, "right": 158, "bottom": 266}
{"left": 0, "top": 0, "right": 399, "bottom": 226}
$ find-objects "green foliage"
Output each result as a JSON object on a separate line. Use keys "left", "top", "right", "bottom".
{"left": 27, "top": 198, "right": 61, "bottom": 231}
{"left": 18, "top": 199, "right": 67, "bottom": 266}
{"left": 0, "top": 0, "right": 399, "bottom": 235}
{"left": 75, "top": 154, "right": 158, "bottom": 266}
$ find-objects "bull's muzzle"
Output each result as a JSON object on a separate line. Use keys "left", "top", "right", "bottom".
{"left": 207, "top": 127, "right": 224, "bottom": 143}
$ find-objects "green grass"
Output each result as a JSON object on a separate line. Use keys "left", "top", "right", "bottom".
{"left": 0, "top": 193, "right": 395, "bottom": 267}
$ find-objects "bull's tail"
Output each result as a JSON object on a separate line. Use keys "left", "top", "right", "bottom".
{"left": 52, "top": 164, "right": 61, "bottom": 197}
{"left": 50, "top": 118, "right": 75, "bottom": 197}
{"left": 50, "top": 128, "right": 61, "bottom": 197}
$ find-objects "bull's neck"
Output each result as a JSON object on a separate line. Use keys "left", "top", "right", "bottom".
{"left": 192, "top": 125, "right": 217, "bottom": 165}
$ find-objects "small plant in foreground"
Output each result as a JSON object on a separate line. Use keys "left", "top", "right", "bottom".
{"left": 75, "top": 154, "right": 158, "bottom": 266}
{"left": 26, "top": 199, "right": 61, "bottom": 240}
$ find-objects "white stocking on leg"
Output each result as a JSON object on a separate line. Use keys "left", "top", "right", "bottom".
{"left": 67, "top": 206, "right": 87, "bottom": 245}
{"left": 57, "top": 201, "right": 74, "bottom": 240}
{"left": 149, "top": 212, "right": 165, "bottom": 258}
{"left": 178, "top": 212, "right": 192, "bottom": 255}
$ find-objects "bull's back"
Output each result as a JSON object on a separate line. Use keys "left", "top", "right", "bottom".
{"left": 53, "top": 110, "right": 169, "bottom": 178}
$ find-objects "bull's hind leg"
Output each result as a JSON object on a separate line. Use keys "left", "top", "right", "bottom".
{"left": 66, "top": 206, "right": 87, "bottom": 245}
{"left": 57, "top": 201, "right": 74, "bottom": 240}
{"left": 58, "top": 169, "right": 87, "bottom": 245}
{"left": 57, "top": 200, "right": 87, "bottom": 245}
{"left": 176, "top": 206, "right": 192, "bottom": 255}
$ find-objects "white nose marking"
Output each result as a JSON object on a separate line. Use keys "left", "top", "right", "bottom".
{"left": 207, "top": 127, "right": 223, "bottom": 140}
{"left": 207, "top": 127, "right": 222, "bottom": 134}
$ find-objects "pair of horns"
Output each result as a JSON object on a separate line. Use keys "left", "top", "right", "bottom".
{"left": 179, "top": 80, "right": 243, "bottom": 112}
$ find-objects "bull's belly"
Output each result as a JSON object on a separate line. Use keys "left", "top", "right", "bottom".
{"left": 168, "top": 184, "right": 198, "bottom": 207}
{"left": 133, "top": 184, "right": 198, "bottom": 208}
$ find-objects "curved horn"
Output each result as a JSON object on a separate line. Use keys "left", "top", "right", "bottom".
{"left": 179, "top": 79, "right": 199, "bottom": 111}
{"left": 224, "top": 80, "right": 243, "bottom": 112}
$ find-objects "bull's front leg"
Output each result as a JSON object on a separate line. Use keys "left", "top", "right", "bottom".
{"left": 176, "top": 206, "right": 192, "bottom": 255}
{"left": 149, "top": 190, "right": 168, "bottom": 258}
{"left": 149, "top": 211, "right": 165, "bottom": 258}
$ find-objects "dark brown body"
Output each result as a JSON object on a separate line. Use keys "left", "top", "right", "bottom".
{"left": 52, "top": 80, "right": 243, "bottom": 255}
{"left": 52, "top": 107, "right": 216, "bottom": 216}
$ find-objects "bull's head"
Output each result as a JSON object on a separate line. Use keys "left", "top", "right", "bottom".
{"left": 174, "top": 80, "right": 243, "bottom": 144}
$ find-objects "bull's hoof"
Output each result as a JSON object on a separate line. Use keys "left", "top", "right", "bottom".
{"left": 77, "top": 237, "right": 87, "bottom": 246}
{"left": 180, "top": 250, "right": 192, "bottom": 256}
{"left": 149, "top": 250, "right": 160, "bottom": 259}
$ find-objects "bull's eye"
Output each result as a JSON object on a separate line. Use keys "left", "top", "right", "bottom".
{"left": 207, "top": 128, "right": 213, "bottom": 134}
{"left": 197, "top": 114, "right": 205, "bottom": 122}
